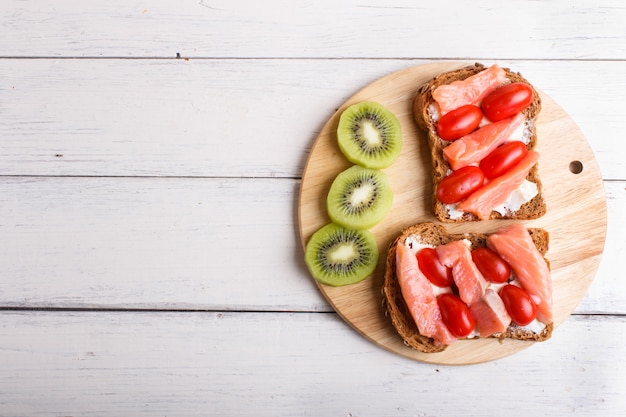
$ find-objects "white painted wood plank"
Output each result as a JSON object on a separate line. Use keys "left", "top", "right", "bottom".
{"left": 1, "top": 59, "right": 625, "bottom": 179}
{"left": 0, "top": 310, "right": 623, "bottom": 416}
{"left": 0, "top": 176, "right": 325, "bottom": 311}
{"left": 2, "top": 0, "right": 626, "bottom": 60}
{"left": 585, "top": 180, "right": 626, "bottom": 313}
{"left": 0, "top": 177, "right": 622, "bottom": 314}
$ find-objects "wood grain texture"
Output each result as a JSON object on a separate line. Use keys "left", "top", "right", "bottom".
{"left": 2, "top": 0, "right": 626, "bottom": 60}
{"left": 299, "top": 62, "right": 607, "bottom": 364}
{"left": 0, "top": 176, "right": 325, "bottom": 310}
{"left": 0, "top": 311, "right": 624, "bottom": 417}
{"left": 1, "top": 59, "right": 624, "bottom": 179}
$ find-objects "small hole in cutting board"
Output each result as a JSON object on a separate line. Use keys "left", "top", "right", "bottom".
{"left": 569, "top": 160, "right": 584, "bottom": 174}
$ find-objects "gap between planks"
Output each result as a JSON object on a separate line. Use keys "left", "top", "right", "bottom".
{"left": 1, "top": 56, "right": 625, "bottom": 62}
{"left": 0, "top": 307, "right": 620, "bottom": 318}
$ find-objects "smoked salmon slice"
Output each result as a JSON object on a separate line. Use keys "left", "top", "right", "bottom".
{"left": 443, "top": 113, "right": 524, "bottom": 171}
{"left": 396, "top": 243, "right": 456, "bottom": 345}
{"left": 486, "top": 224, "right": 553, "bottom": 323}
{"left": 435, "top": 240, "right": 488, "bottom": 305}
{"left": 456, "top": 150, "right": 540, "bottom": 220}
{"left": 432, "top": 64, "right": 507, "bottom": 116}
{"left": 469, "top": 289, "right": 512, "bottom": 337}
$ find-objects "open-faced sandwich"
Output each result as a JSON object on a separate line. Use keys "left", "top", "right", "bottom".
{"left": 413, "top": 63, "right": 546, "bottom": 222}
{"left": 382, "top": 222, "right": 553, "bottom": 353}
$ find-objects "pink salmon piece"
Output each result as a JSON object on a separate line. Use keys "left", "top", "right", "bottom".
{"left": 433, "top": 64, "right": 507, "bottom": 116}
{"left": 396, "top": 243, "right": 456, "bottom": 346}
{"left": 435, "top": 240, "right": 488, "bottom": 305}
{"left": 487, "top": 224, "right": 553, "bottom": 323}
{"left": 443, "top": 113, "right": 524, "bottom": 171}
{"left": 457, "top": 150, "right": 539, "bottom": 220}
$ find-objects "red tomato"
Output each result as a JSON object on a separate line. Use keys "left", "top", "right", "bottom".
{"left": 499, "top": 284, "right": 538, "bottom": 326}
{"left": 416, "top": 247, "right": 453, "bottom": 288}
{"left": 436, "top": 105, "right": 483, "bottom": 141}
{"left": 436, "top": 166, "right": 485, "bottom": 204}
{"left": 437, "top": 293, "right": 475, "bottom": 338}
{"left": 481, "top": 82, "right": 534, "bottom": 122}
{"left": 471, "top": 247, "right": 511, "bottom": 283}
{"left": 479, "top": 141, "right": 528, "bottom": 179}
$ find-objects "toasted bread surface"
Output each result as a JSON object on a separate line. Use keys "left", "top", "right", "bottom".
{"left": 413, "top": 63, "right": 546, "bottom": 222}
{"left": 382, "top": 222, "right": 553, "bottom": 353}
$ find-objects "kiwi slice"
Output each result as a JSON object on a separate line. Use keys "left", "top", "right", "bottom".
{"left": 327, "top": 165, "right": 393, "bottom": 230}
{"left": 304, "top": 223, "right": 379, "bottom": 286}
{"left": 337, "top": 101, "right": 402, "bottom": 169}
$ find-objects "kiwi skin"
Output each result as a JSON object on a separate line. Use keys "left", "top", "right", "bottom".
{"left": 337, "top": 101, "right": 402, "bottom": 169}
{"left": 304, "top": 223, "right": 379, "bottom": 286}
{"left": 327, "top": 165, "right": 393, "bottom": 230}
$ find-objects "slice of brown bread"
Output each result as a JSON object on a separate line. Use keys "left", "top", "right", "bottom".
{"left": 382, "top": 222, "right": 553, "bottom": 353}
{"left": 413, "top": 63, "right": 546, "bottom": 223}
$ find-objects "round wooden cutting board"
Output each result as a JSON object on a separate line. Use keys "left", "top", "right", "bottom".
{"left": 298, "top": 62, "right": 607, "bottom": 365}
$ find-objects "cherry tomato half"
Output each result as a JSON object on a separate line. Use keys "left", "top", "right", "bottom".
{"left": 499, "top": 284, "right": 538, "bottom": 326}
{"left": 436, "top": 105, "right": 483, "bottom": 141}
{"left": 471, "top": 247, "right": 511, "bottom": 283}
{"left": 437, "top": 293, "right": 475, "bottom": 338}
{"left": 436, "top": 166, "right": 485, "bottom": 204}
{"left": 479, "top": 141, "right": 528, "bottom": 179}
{"left": 416, "top": 247, "right": 453, "bottom": 288}
{"left": 481, "top": 82, "right": 534, "bottom": 122}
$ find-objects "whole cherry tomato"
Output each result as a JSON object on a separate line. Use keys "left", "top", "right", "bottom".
{"left": 416, "top": 247, "right": 453, "bottom": 288}
{"left": 481, "top": 82, "right": 534, "bottom": 122}
{"left": 479, "top": 141, "right": 528, "bottom": 179}
{"left": 499, "top": 284, "right": 538, "bottom": 326}
{"left": 436, "top": 166, "right": 485, "bottom": 204}
{"left": 436, "top": 105, "right": 483, "bottom": 141}
{"left": 471, "top": 247, "right": 511, "bottom": 283}
{"left": 437, "top": 293, "right": 475, "bottom": 338}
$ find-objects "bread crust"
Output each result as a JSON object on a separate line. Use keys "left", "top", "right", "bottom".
{"left": 413, "top": 63, "right": 546, "bottom": 223}
{"left": 382, "top": 222, "right": 553, "bottom": 353}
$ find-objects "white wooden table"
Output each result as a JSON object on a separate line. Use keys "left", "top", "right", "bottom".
{"left": 1, "top": 1, "right": 625, "bottom": 415}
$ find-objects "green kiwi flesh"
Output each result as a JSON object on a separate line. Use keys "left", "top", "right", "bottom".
{"left": 304, "top": 223, "right": 378, "bottom": 286}
{"left": 327, "top": 165, "right": 393, "bottom": 230}
{"left": 337, "top": 101, "right": 402, "bottom": 169}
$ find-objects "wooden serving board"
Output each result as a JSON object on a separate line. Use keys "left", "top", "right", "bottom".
{"left": 298, "top": 62, "right": 607, "bottom": 365}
